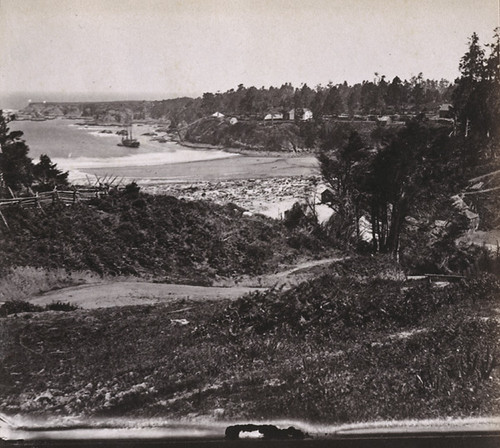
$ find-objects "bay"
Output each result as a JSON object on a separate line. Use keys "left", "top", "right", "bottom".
{"left": 10, "top": 118, "right": 238, "bottom": 181}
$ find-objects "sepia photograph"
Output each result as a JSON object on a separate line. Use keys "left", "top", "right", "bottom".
{"left": 0, "top": 0, "right": 499, "bottom": 446}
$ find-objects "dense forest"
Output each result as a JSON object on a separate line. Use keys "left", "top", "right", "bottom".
{"left": 158, "top": 75, "right": 453, "bottom": 121}
{"left": 19, "top": 75, "right": 453, "bottom": 130}
{"left": 316, "top": 30, "right": 500, "bottom": 264}
{"left": 21, "top": 75, "right": 454, "bottom": 125}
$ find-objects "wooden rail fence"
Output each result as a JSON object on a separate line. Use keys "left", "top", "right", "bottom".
{"left": 0, "top": 188, "right": 107, "bottom": 209}
{"left": 0, "top": 188, "right": 108, "bottom": 229}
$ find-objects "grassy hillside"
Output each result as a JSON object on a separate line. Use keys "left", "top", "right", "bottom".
{"left": 1, "top": 262, "right": 498, "bottom": 422}
{"left": 0, "top": 191, "right": 329, "bottom": 285}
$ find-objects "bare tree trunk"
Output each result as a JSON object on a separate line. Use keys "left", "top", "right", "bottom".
{"left": 387, "top": 196, "right": 408, "bottom": 260}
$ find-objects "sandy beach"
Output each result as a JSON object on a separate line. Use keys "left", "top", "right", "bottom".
{"left": 86, "top": 153, "right": 319, "bottom": 182}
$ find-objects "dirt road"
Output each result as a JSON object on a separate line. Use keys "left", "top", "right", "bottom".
{"left": 31, "top": 257, "right": 341, "bottom": 309}
{"left": 31, "top": 282, "right": 264, "bottom": 309}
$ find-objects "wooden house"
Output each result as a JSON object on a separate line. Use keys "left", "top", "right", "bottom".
{"left": 438, "top": 104, "right": 454, "bottom": 119}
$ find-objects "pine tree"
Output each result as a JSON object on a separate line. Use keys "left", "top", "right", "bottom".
{"left": 0, "top": 111, "right": 33, "bottom": 193}
{"left": 453, "top": 33, "right": 489, "bottom": 138}
{"left": 33, "top": 154, "right": 69, "bottom": 191}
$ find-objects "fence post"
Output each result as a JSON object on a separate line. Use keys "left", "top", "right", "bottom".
{"left": 36, "top": 192, "right": 46, "bottom": 215}
{"left": 73, "top": 190, "right": 77, "bottom": 205}
{"left": 0, "top": 209, "right": 9, "bottom": 230}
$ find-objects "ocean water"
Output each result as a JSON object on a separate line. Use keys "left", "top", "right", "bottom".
{"left": 10, "top": 119, "right": 237, "bottom": 181}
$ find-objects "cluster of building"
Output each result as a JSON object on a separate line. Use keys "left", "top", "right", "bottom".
{"left": 210, "top": 108, "right": 314, "bottom": 124}
{"left": 210, "top": 103, "right": 455, "bottom": 126}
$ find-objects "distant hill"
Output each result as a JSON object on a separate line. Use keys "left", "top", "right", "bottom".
{"left": 18, "top": 97, "right": 199, "bottom": 123}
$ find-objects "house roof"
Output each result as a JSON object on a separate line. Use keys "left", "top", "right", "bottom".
{"left": 439, "top": 104, "right": 453, "bottom": 111}
{"left": 264, "top": 113, "right": 283, "bottom": 119}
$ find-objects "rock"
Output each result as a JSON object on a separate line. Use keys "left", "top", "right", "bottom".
{"left": 171, "top": 318, "right": 189, "bottom": 326}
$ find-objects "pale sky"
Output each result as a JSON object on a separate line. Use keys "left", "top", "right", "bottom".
{"left": 0, "top": 0, "right": 498, "bottom": 107}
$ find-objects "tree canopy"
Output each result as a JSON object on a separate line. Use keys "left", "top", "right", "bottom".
{"left": 453, "top": 29, "right": 500, "bottom": 146}
{"left": 0, "top": 111, "right": 69, "bottom": 195}
{"left": 318, "top": 28, "right": 500, "bottom": 260}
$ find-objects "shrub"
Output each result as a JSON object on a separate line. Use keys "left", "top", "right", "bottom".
{"left": 0, "top": 300, "right": 43, "bottom": 315}
{"left": 45, "top": 301, "right": 79, "bottom": 312}
{"left": 123, "top": 181, "right": 141, "bottom": 197}
{"left": 0, "top": 193, "right": 330, "bottom": 282}
{"left": 216, "top": 269, "right": 500, "bottom": 338}
{"left": 0, "top": 299, "right": 79, "bottom": 316}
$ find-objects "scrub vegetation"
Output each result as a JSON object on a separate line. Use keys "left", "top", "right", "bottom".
{"left": 0, "top": 269, "right": 498, "bottom": 422}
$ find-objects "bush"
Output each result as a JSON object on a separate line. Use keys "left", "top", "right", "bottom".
{"left": 123, "top": 181, "right": 141, "bottom": 196}
{"left": 216, "top": 269, "right": 500, "bottom": 338}
{"left": 0, "top": 300, "right": 43, "bottom": 315}
{"left": 45, "top": 301, "right": 79, "bottom": 312}
{"left": 283, "top": 202, "right": 307, "bottom": 230}
{"left": 0, "top": 299, "right": 79, "bottom": 316}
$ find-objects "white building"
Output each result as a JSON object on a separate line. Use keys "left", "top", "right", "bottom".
{"left": 302, "top": 108, "right": 313, "bottom": 121}
{"left": 288, "top": 108, "right": 313, "bottom": 121}
{"left": 264, "top": 112, "right": 283, "bottom": 121}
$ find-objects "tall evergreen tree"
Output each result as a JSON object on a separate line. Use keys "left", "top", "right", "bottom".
{"left": 453, "top": 33, "right": 488, "bottom": 138}
{"left": 33, "top": 154, "right": 69, "bottom": 191}
{"left": 319, "top": 130, "right": 369, "bottom": 246}
{"left": 0, "top": 111, "right": 33, "bottom": 193}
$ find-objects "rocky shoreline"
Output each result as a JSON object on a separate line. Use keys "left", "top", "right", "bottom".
{"left": 174, "top": 139, "right": 315, "bottom": 158}
{"left": 141, "top": 175, "right": 323, "bottom": 219}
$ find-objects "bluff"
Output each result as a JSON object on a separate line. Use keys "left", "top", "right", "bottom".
{"left": 183, "top": 117, "right": 308, "bottom": 152}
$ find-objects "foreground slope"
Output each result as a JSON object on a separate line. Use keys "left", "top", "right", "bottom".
{"left": 1, "top": 258, "right": 498, "bottom": 422}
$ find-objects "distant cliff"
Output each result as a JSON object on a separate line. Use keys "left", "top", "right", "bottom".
{"left": 183, "top": 117, "right": 309, "bottom": 152}
{"left": 18, "top": 97, "right": 198, "bottom": 124}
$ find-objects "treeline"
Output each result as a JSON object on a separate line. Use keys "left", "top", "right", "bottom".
{"left": 22, "top": 77, "right": 454, "bottom": 126}
{"left": 315, "top": 30, "right": 500, "bottom": 266}
{"left": 150, "top": 75, "right": 454, "bottom": 124}
{"left": 21, "top": 29, "right": 500, "bottom": 134}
